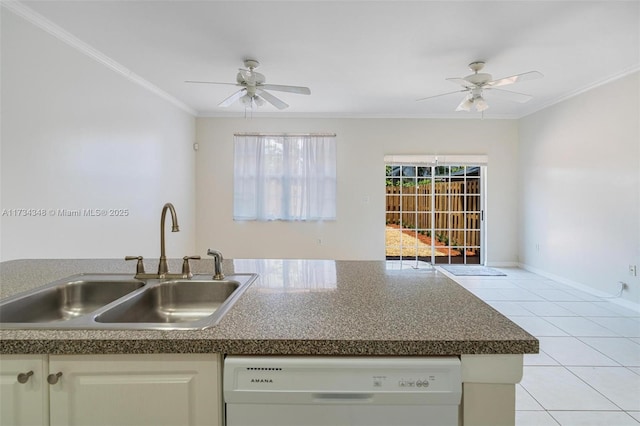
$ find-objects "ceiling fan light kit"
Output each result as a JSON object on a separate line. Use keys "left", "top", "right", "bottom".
{"left": 186, "top": 58, "right": 311, "bottom": 112}
{"left": 417, "top": 60, "right": 543, "bottom": 113}
{"left": 456, "top": 95, "right": 489, "bottom": 112}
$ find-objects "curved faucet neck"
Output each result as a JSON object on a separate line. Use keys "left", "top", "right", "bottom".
{"left": 159, "top": 203, "right": 180, "bottom": 275}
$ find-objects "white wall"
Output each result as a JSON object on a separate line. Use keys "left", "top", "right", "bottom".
{"left": 518, "top": 72, "right": 640, "bottom": 304}
{"left": 196, "top": 117, "right": 519, "bottom": 263}
{"left": 0, "top": 10, "right": 197, "bottom": 261}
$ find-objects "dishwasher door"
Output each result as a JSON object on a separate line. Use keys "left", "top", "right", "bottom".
{"left": 224, "top": 356, "right": 461, "bottom": 426}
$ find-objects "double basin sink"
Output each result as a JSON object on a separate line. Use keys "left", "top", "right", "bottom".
{"left": 0, "top": 273, "right": 257, "bottom": 330}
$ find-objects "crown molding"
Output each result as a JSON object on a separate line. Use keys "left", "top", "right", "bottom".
{"left": 195, "top": 111, "right": 518, "bottom": 120}
{"left": 1, "top": 0, "right": 197, "bottom": 116}
{"left": 519, "top": 65, "right": 640, "bottom": 119}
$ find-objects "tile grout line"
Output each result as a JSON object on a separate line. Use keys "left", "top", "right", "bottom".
{"left": 447, "top": 270, "right": 640, "bottom": 425}
{"left": 564, "top": 365, "right": 628, "bottom": 411}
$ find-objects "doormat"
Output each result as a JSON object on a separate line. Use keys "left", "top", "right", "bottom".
{"left": 439, "top": 265, "right": 506, "bottom": 276}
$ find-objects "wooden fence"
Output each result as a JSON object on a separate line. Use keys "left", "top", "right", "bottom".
{"left": 386, "top": 180, "right": 481, "bottom": 247}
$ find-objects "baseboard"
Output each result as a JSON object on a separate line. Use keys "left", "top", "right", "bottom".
{"left": 518, "top": 263, "right": 640, "bottom": 313}
{"left": 485, "top": 261, "right": 519, "bottom": 268}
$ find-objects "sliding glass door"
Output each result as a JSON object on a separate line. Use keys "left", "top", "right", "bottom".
{"left": 385, "top": 160, "right": 485, "bottom": 266}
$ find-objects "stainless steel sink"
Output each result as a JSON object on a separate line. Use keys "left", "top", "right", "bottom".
{"left": 0, "top": 273, "right": 257, "bottom": 330}
{"left": 95, "top": 279, "right": 246, "bottom": 327}
{"left": 0, "top": 275, "right": 144, "bottom": 323}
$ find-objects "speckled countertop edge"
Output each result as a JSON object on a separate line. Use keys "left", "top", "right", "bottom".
{"left": 0, "top": 259, "right": 539, "bottom": 356}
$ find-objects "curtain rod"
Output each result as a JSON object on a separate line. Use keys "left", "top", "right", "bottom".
{"left": 234, "top": 132, "right": 336, "bottom": 137}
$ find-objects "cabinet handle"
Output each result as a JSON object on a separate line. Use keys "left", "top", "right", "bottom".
{"left": 17, "top": 371, "right": 34, "bottom": 384}
{"left": 47, "top": 372, "right": 63, "bottom": 385}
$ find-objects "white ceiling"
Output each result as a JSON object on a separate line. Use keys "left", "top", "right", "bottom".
{"left": 10, "top": 1, "right": 640, "bottom": 118}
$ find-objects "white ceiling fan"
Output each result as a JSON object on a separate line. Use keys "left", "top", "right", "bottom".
{"left": 417, "top": 61, "right": 543, "bottom": 112}
{"left": 186, "top": 59, "right": 311, "bottom": 110}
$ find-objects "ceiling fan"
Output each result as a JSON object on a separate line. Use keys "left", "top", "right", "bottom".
{"left": 186, "top": 59, "right": 311, "bottom": 110}
{"left": 416, "top": 61, "right": 543, "bottom": 112}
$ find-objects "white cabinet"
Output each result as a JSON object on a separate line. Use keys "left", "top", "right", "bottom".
{"left": 49, "top": 354, "right": 221, "bottom": 426}
{"left": 0, "top": 353, "right": 222, "bottom": 426}
{"left": 0, "top": 355, "right": 48, "bottom": 426}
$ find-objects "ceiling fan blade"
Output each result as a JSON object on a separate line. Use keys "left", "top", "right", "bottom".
{"left": 260, "top": 84, "right": 311, "bottom": 95}
{"left": 185, "top": 80, "right": 239, "bottom": 86}
{"left": 256, "top": 89, "right": 289, "bottom": 110}
{"left": 416, "top": 89, "right": 468, "bottom": 102}
{"left": 253, "top": 95, "right": 266, "bottom": 107}
{"left": 446, "top": 78, "right": 476, "bottom": 88}
{"left": 487, "top": 71, "right": 543, "bottom": 88}
{"left": 218, "top": 89, "right": 247, "bottom": 107}
{"left": 485, "top": 88, "right": 533, "bottom": 103}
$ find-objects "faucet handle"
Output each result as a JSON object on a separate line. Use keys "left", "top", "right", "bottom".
{"left": 182, "top": 255, "right": 201, "bottom": 279}
{"left": 125, "top": 256, "right": 145, "bottom": 275}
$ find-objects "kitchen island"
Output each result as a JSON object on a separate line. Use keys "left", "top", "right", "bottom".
{"left": 1, "top": 258, "right": 538, "bottom": 425}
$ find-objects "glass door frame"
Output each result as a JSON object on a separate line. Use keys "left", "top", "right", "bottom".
{"left": 384, "top": 155, "right": 487, "bottom": 267}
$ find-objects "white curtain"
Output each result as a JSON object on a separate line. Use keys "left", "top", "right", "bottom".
{"left": 234, "top": 134, "right": 336, "bottom": 221}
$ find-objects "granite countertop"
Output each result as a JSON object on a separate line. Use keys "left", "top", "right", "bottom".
{"left": 0, "top": 259, "right": 538, "bottom": 356}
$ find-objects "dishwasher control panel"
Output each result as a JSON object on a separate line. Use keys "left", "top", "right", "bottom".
{"left": 224, "top": 356, "right": 462, "bottom": 406}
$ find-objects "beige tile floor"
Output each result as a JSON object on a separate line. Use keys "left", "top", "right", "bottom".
{"left": 444, "top": 267, "right": 640, "bottom": 426}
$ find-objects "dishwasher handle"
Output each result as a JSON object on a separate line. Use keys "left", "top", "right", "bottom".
{"left": 312, "top": 393, "right": 374, "bottom": 403}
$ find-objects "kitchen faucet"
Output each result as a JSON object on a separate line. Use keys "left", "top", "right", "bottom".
{"left": 158, "top": 202, "right": 179, "bottom": 276}
{"left": 125, "top": 203, "right": 200, "bottom": 279}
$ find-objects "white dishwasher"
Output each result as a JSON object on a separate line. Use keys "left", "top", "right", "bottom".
{"left": 223, "top": 356, "right": 461, "bottom": 426}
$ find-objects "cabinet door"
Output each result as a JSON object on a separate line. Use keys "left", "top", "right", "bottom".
{"left": 0, "top": 354, "right": 48, "bottom": 426}
{"left": 48, "top": 353, "right": 221, "bottom": 426}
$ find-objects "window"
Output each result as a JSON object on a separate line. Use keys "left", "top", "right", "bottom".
{"left": 233, "top": 133, "right": 337, "bottom": 221}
